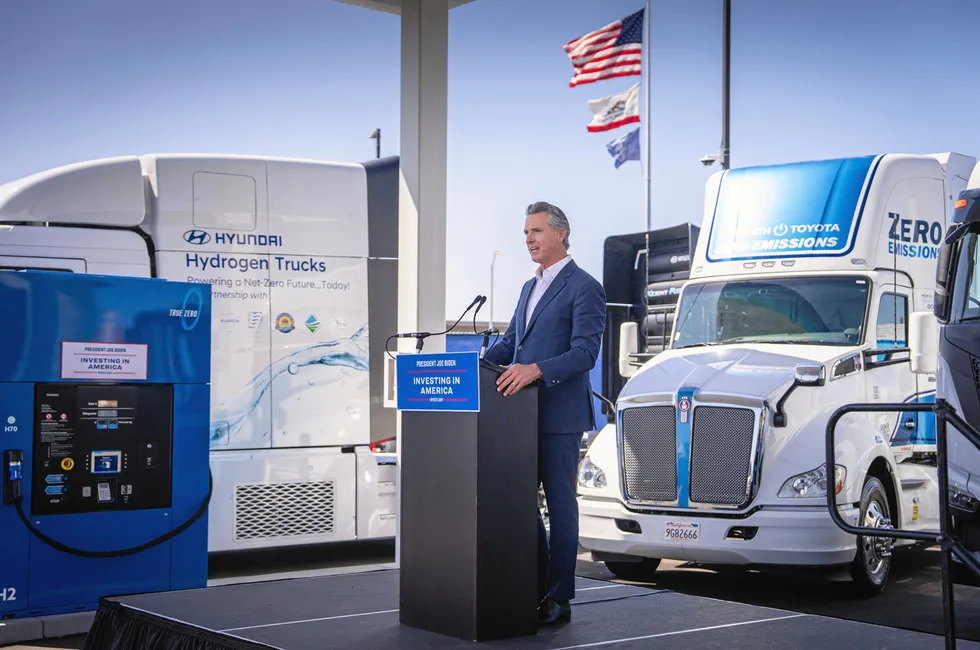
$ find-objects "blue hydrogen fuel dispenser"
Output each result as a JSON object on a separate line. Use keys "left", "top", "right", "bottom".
{"left": 0, "top": 270, "right": 212, "bottom": 619}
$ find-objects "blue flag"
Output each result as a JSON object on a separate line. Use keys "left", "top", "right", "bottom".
{"left": 606, "top": 127, "right": 640, "bottom": 168}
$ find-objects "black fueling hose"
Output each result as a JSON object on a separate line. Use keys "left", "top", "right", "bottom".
{"left": 12, "top": 471, "right": 213, "bottom": 558}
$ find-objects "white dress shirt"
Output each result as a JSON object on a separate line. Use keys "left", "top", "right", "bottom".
{"left": 525, "top": 255, "right": 572, "bottom": 329}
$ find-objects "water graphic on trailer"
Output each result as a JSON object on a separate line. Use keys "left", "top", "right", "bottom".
{"left": 209, "top": 326, "right": 369, "bottom": 447}
{"left": 155, "top": 251, "right": 372, "bottom": 451}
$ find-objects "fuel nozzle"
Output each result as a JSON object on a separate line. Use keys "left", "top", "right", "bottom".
{"left": 3, "top": 449, "right": 24, "bottom": 505}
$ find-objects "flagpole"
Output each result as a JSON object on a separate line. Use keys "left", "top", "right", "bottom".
{"left": 643, "top": 0, "right": 652, "bottom": 335}
{"left": 643, "top": 0, "right": 652, "bottom": 234}
{"left": 721, "top": 0, "right": 730, "bottom": 169}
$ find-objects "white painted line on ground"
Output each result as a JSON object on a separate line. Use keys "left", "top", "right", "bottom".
{"left": 207, "top": 562, "right": 397, "bottom": 587}
{"left": 220, "top": 609, "right": 399, "bottom": 632}
{"left": 219, "top": 585, "right": 628, "bottom": 632}
{"left": 551, "top": 614, "right": 808, "bottom": 649}
{"left": 217, "top": 584, "right": 648, "bottom": 634}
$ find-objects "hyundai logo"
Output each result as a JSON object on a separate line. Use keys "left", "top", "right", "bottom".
{"left": 183, "top": 229, "right": 211, "bottom": 245}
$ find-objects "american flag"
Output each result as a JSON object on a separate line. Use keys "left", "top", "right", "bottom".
{"left": 562, "top": 9, "right": 644, "bottom": 88}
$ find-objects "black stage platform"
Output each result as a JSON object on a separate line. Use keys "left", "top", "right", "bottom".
{"left": 82, "top": 569, "right": 980, "bottom": 649}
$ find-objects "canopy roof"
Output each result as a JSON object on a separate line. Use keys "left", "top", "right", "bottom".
{"left": 335, "top": 0, "right": 474, "bottom": 14}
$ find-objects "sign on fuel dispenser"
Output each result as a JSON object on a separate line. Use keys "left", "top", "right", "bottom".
{"left": 0, "top": 270, "right": 212, "bottom": 619}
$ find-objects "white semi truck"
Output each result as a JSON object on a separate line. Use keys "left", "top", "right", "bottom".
{"left": 577, "top": 151, "right": 975, "bottom": 595}
{"left": 0, "top": 154, "right": 400, "bottom": 553}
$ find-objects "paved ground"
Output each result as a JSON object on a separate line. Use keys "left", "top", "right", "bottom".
{"left": 577, "top": 545, "right": 980, "bottom": 642}
{"left": 7, "top": 541, "right": 979, "bottom": 648}
{"left": 4, "top": 638, "right": 82, "bottom": 650}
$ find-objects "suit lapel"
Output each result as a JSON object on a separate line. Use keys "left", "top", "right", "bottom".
{"left": 520, "top": 259, "right": 576, "bottom": 344}
{"left": 515, "top": 278, "right": 534, "bottom": 343}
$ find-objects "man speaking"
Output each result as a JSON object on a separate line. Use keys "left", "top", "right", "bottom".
{"left": 484, "top": 201, "right": 606, "bottom": 626}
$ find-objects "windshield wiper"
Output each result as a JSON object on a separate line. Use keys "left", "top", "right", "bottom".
{"left": 672, "top": 341, "right": 723, "bottom": 349}
{"left": 724, "top": 338, "right": 824, "bottom": 345}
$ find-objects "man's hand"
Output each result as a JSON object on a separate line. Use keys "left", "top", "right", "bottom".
{"left": 496, "top": 363, "right": 542, "bottom": 396}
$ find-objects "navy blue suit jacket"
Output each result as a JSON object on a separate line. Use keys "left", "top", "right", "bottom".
{"left": 485, "top": 258, "right": 606, "bottom": 435}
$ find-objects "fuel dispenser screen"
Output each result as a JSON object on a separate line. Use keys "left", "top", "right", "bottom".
{"left": 30, "top": 383, "right": 174, "bottom": 516}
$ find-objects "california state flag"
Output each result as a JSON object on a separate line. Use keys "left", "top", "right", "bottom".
{"left": 586, "top": 82, "right": 640, "bottom": 133}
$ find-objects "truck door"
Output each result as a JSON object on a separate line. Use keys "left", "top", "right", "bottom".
{"left": 867, "top": 285, "right": 920, "bottom": 450}
{"left": 0, "top": 256, "right": 85, "bottom": 273}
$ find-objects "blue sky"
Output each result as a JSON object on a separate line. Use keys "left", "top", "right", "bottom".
{"left": 1, "top": 0, "right": 978, "bottom": 322}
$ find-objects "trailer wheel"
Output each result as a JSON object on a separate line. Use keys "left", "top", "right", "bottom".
{"left": 605, "top": 558, "right": 661, "bottom": 582}
{"left": 849, "top": 475, "right": 894, "bottom": 596}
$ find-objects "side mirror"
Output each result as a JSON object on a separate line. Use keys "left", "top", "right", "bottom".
{"left": 794, "top": 363, "right": 826, "bottom": 386}
{"left": 909, "top": 311, "right": 939, "bottom": 375}
{"left": 619, "top": 321, "right": 638, "bottom": 378}
{"left": 774, "top": 363, "right": 826, "bottom": 427}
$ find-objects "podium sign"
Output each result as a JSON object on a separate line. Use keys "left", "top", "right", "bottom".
{"left": 396, "top": 352, "right": 539, "bottom": 642}
{"left": 395, "top": 352, "right": 480, "bottom": 412}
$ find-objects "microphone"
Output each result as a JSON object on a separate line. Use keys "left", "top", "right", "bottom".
{"left": 471, "top": 295, "right": 487, "bottom": 334}
{"left": 479, "top": 327, "right": 498, "bottom": 359}
{"left": 394, "top": 295, "right": 486, "bottom": 353}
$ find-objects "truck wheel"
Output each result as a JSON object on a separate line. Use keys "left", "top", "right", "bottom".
{"left": 849, "top": 475, "right": 894, "bottom": 597}
{"left": 605, "top": 558, "right": 661, "bottom": 582}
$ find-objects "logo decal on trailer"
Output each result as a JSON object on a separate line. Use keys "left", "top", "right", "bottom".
{"left": 275, "top": 313, "right": 295, "bottom": 333}
{"left": 305, "top": 314, "right": 320, "bottom": 333}
{"left": 183, "top": 230, "right": 212, "bottom": 245}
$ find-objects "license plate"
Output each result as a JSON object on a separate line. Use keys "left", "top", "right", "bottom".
{"left": 664, "top": 521, "right": 699, "bottom": 542}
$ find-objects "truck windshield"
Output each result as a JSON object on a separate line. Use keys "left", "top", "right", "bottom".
{"left": 952, "top": 232, "right": 980, "bottom": 322}
{"left": 671, "top": 276, "right": 870, "bottom": 348}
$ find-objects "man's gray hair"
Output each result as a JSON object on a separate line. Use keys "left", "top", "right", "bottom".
{"left": 526, "top": 201, "right": 570, "bottom": 249}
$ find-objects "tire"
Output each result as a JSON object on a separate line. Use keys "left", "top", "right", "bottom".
{"left": 605, "top": 557, "right": 661, "bottom": 582}
{"left": 849, "top": 475, "right": 894, "bottom": 597}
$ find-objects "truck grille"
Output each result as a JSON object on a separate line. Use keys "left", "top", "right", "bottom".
{"left": 690, "top": 406, "right": 756, "bottom": 505}
{"left": 620, "top": 403, "right": 759, "bottom": 508}
{"left": 621, "top": 406, "right": 677, "bottom": 502}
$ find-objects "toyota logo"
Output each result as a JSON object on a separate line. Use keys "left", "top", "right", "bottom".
{"left": 183, "top": 229, "right": 211, "bottom": 245}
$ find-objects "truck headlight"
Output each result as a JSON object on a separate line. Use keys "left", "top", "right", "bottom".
{"left": 778, "top": 463, "right": 845, "bottom": 498}
{"left": 578, "top": 456, "right": 606, "bottom": 489}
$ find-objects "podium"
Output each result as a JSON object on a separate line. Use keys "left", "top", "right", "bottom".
{"left": 396, "top": 351, "right": 539, "bottom": 642}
